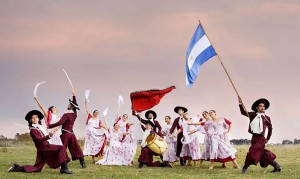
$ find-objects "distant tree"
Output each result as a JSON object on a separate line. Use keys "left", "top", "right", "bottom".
{"left": 294, "top": 139, "right": 300, "bottom": 144}
{"left": 230, "top": 139, "right": 251, "bottom": 145}
{"left": 282, "top": 140, "right": 293, "bottom": 145}
{"left": 14, "top": 133, "right": 31, "bottom": 141}
{"left": 14, "top": 133, "right": 20, "bottom": 140}
{"left": 0, "top": 135, "right": 7, "bottom": 140}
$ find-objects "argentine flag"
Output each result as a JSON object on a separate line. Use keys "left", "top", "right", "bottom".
{"left": 186, "top": 24, "right": 217, "bottom": 87}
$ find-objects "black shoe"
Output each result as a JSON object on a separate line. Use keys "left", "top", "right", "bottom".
{"left": 79, "top": 157, "right": 86, "bottom": 168}
{"left": 138, "top": 163, "right": 144, "bottom": 168}
{"left": 270, "top": 161, "right": 281, "bottom": 173}
{"left": 271, "top": 168, "right": 281, "bottom": 173}
{"left": 60, "top": 168, "right": 73, "bottom": 174}
{"left": 7, "top": 163, "right": 21, "bottom": 172}
{"left": 241, "top": 165, "right": 248, "bottom": 174}
{"left": 180, "top": 158, "right": 185, "bottom": 166}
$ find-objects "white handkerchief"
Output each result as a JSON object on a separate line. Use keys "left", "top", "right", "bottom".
{"left": 34, "top": 81, "right": 46, "bottom": 97}
{"left": 85, "top": 90, "right": 90, "bottom": 102}
{"left": 63, "top": 69, "right": 74, "bottom": 88}
{"left": 118, "top": 95, "right": 124, "bottom": 105}
{"left": 103, "top": 107, "right": 109, "bottom": 116}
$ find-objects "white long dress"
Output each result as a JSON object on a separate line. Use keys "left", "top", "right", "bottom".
{"left": 96, "top": 130, "right": 132, "bottom": 166}
{"left": 47, "top": 113, "right": 63, "bottom": 145}
{"left": 116, "top": 119, "right": 137, "bottom": 163}
{"left": 162, "top": 124, "right": 178, "bottom": 162}
{"left": 83, "top": 114, "right": 107, "bottom": 156}
{"left": 201, "top": 118, "right": 237, "bottom": 162}
{"left": 180, "top": 119, "right": 201, "bottom": 161}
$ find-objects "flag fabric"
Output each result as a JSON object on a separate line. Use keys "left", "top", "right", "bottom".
{"left": 130, "top": 86, "right": 176, "bottom": 113}
{"left": 186, "top": 23, "right": 217, "bottom": 87}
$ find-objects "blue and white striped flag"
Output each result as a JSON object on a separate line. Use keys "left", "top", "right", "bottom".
{"left": 186, "top": 24, "right": 217, "bottom": 87}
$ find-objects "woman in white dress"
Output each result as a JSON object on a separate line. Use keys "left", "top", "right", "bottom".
{"left": 203, "top": 110, "right": 240, "bottom": 169}
{"left": 96, "top": 123, "right": 132, "bottom": 166}
{"left": 34, "top": 96, "right": 63, "bottom": 146}
{"left": 115, "top": 111, "right": 136, "bottom": 165}
{"left": 83, "top": 99, "right": 108, "bottom": 163}
{"left": 180, "top": 113, "right": 201, "bottom": 166}
{"left": 162, "top": 116, "right": 178, "bottom": 165}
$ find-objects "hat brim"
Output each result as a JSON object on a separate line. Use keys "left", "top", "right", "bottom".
{"left": 251, "top": 98, "right": 270, "bottom": 111}
{"left": 145, "top": 110, "right": 157, "bottom": 119}
{"left": 174, "top": 106, "right": 188, "bottom": 113}
{"left": 25, "top": 110, "right": 44, "bottom": 121}
{"left": 69, "top": 99, "right": 80, "bottom": 110}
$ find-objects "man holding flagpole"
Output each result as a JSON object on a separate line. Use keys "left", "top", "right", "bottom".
{"left": 238, "top": 97, "right": 281, "bottom": 173}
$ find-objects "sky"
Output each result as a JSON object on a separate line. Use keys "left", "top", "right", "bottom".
{"left": 0, "top": 1, "right": 299, "bottom": 143}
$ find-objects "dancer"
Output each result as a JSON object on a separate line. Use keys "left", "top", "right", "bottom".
{"left": 138, "top": 120, "right": 172, "bottom": 168}
{"left": 162, "top": 116, "right": 178, "bottom": 166}
{"left": 115, "top": 106, "right": 137, "bottom": 165}
{"left": 169, "top": 106, "right": 188, "bottom": 166}
{"left": 48, "top": 89, "right": 86, "bottom": 168}
{"left": 83, "top": 99, "right": 108, "bottom": 164}
{"left": 180, "top": 113, "right": 201, "bottom": 166}
{"left": 202, "top": 110, "right": 239, "bottom": 170}
{"left": 238, "top": 97, "right": 281, "bottom": 173}
{"left": 8, "top": 110, "right": 72, "bottom": 174}
{"left": 34, "top": 96, "right": 63, "bottom": 146}
{"left": 200, "top": 111, "right": 211, "bottom": 167}
{"left": 96, "top": 123, "right": 132, "bottom": 166}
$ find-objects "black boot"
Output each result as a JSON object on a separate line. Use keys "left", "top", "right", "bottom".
{"left": 270, "top": 161, "right": 281, "bottom": 173}
{"left": 60, "top": 162, "right": 72, "bottom": 174}
{"left": 7, "top": 163, "right": 24, "bottom": 172}
{"left": 138, "top": 163, "right": 144, "bottom": 168}
{"left": 180, "top": 158, "right": 184, "bottom": 166}
{"left": 241, "top": 165, "right": 249, "bottom": 174}
{"left": 79, "top": 157, "right": 86, "bottom": 168}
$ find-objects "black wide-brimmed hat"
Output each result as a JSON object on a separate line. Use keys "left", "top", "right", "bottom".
{"left": 69, "top": 99, "right": 80, "bottom": 110}
{"left": 145, "top": 110, "right": 157, "bottom": 119}
{"left": 144, "top": 120, "right": 155, "bottom": 127}
{"left": 174, "top": 106, "right": 188, "bottom": 113}
{"left": 251, "top": 98, "right": 270, "bottom": 111}
{"left": 25, "top": 110, "right": 44, "bottom": 122}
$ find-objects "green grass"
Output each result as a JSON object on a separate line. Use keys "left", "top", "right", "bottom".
{"left": 0, "top": 144, "right": 299, "bottom": 178}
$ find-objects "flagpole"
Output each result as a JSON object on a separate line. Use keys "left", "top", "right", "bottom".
{"left": 198, "top": 20, "right": 250, "bottom": 117}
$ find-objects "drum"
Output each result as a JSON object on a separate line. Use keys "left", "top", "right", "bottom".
{"left": 146, "top": 133, "right": 168, "bottom": 155}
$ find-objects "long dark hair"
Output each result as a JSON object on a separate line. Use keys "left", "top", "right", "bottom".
{"left": 48, "top": 106, "right": 54, "bottom": 113}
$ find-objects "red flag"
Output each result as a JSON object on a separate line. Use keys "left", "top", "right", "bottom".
{"left": 130, "top": 86, "right": 176, "bottom": 113}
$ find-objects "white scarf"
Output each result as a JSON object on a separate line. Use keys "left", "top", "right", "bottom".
{"left": 178, "top": 116, "right": 183, "bottom": 127}
{"left": 65, "top": 110, "right": 74, "bottom": 114}
{"left": 32, "top": 124, "right": 48, "bottom": 136}
{"left": 148, "top": 118, "right": 154, "bottom": 124}
{"left": 250, "top": 112, "right": 264, "bottom": 134}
